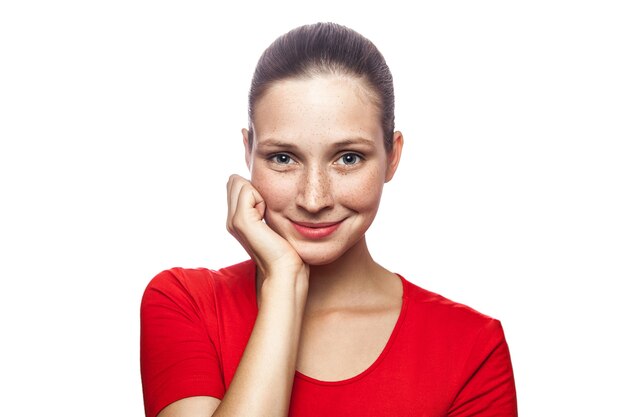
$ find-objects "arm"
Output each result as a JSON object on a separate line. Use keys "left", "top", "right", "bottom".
{"left": 156, "top": 175, "right": 309, "bottom": 417}
{"left": 211, "top": 265, "right": 308, "bottom": 417}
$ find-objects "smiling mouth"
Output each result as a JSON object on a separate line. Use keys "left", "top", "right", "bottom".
{"left": 291, "top": 220, "right": 343, "bottom": 239}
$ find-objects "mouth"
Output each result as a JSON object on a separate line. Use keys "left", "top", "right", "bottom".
{"left": 290, "top": 220, "right": 344, "bottom": 239}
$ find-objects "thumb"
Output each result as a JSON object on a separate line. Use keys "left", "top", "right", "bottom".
{"left": 254, "top": 200, "right": 266, "bottom": 219}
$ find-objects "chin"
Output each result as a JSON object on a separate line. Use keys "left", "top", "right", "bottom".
{"left": 289, "top": 239, "right": 356, "bottom": 266}
{"left": 298, "top": 253, "right": 340, "bottom": 266}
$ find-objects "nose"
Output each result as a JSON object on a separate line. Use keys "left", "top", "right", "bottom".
{"left": 296, "top": 166, "right": 334, "bottom": 213}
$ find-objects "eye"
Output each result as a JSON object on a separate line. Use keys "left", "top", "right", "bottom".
{"left": 336, "top": 153, "right": 362, "bottom": 166}
{"left": 270, "top": 153, "right": 294, "bottom": 165}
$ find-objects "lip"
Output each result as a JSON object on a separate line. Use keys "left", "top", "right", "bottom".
{"left": 291, "top": 220, "right": 343, "bottom": 239}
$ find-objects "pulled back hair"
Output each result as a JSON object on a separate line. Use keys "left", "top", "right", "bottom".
{"left": 247, "top": 22, "right": 396, "bottom": 151}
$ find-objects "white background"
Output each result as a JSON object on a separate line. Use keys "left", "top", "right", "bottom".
{"left": 1, "top": 1, "right": 624, "bottom": 415}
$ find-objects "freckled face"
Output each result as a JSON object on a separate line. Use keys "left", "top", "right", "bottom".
{"left": 246, "top": 75, "right": 399, "bottom": 265}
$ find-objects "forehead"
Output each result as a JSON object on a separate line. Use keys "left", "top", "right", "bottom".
{"left": 252, "top": 75, "right": 384, "bottom": 144}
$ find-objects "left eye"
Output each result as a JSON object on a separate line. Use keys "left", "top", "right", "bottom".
{"left": 337, "top": 153, "right": 361, "bottom": 165}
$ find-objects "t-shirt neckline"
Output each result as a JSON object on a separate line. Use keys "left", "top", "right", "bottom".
{"left": 249, "top": 266, "right": 409, "bottom": 387}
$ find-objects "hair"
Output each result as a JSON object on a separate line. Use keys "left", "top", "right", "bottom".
{"left": 247, "top": 22, "right": 396, "bottom": 152}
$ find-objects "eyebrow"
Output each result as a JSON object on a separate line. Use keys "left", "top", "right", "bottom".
{"left": 256, "top": 137, "right": 377, "bottom": 150}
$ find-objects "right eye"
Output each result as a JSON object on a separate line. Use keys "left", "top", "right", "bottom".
{"left": 270, "top": 153, "right": 294, "bottom": 165}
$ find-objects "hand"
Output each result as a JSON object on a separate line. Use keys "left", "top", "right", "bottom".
{"left": 226, "top": 174, "right": 306, "bottom": 278}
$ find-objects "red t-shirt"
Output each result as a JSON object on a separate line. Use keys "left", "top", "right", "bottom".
{"left": 140, "top": 260, "right": 517, "bottom": 417}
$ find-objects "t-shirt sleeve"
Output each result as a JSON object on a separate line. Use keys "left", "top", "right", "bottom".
{"left": 140, "top": 269, "right": 225, "bottom": 417}
{"left": 448, "top": 319, "right": 518, "bottom": 417}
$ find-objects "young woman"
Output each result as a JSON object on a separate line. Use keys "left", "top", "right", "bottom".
{"left": 141, "top": 22, "right": 517, "bottom": 417}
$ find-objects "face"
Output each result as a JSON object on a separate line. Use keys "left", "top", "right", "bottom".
{"left": 244, "top": 74, "right": 402, "bottom": 265}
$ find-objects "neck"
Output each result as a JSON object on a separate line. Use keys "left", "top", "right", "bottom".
{"left": 305, "top": 236, "right": 390, "bottom": 312}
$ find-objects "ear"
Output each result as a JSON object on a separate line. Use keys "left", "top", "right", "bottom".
{"left": 385, "top": 131, "right": 404, "bottom": 182}
{"left": 242, "top": 128, "right": 252, "bottom": 170}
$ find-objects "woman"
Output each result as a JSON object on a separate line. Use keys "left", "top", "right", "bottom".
{"left": 141, "top": 22, "right": 517, "bottom": 417}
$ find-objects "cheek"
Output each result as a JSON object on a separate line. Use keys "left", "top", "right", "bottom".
{"left": 334, "top": 168, "right": 385, "bottom": 211}
{"left": 250, "top": 169, "right": 295, "bottom": 212}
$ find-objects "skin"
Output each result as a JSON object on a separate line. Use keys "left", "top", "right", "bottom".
{"left": 157, "top": 73, "right": 403, "bottom": 417}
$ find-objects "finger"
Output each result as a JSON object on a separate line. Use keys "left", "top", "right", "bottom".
{"left": 227, "top": 175, "right": 250, "bottom": 215}
{"left": 227, "top": 175, "right": 267, "bottom": 240}
{"left": 226, "top": 175, "right": 248, "bottom": 232}
{"left": 233, "top": 182, "right": 265, "bottom": 225}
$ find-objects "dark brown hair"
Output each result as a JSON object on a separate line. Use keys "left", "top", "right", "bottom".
{"left": 247, "top": 22, "right": 395, "bottom": 151}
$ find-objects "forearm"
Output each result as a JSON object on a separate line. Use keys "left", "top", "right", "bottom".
{"left": 212, "top": 272, "right": 308, "bottom": 417}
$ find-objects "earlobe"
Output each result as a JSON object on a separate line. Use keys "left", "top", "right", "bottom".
{"left": 385, "top": 131, "right": 404, "bottom": 182}
{"left": 242, "top": 128, "right": 251, "bottom": 170}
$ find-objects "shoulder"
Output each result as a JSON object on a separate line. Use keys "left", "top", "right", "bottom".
{"left": 141, "top": 259, "right": 256, "bottom": 316}
{"left": 397, "top": 276, "right": 514, "bottom": 399}
{"left": 400, "top": 276, "right": 506, "bottom": 345}
{"left": 140, "top": 261, "right": 256, "bottom": 417}
{"left": 399, "top": 282, "right": 518, "bottom": 414}
{"left": 143, "top": 259, "right": 255, "bottom": 296}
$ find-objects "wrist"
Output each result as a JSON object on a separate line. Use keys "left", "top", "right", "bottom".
{"left": 258, "top": 266, "right": 309, "bottom": 305}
